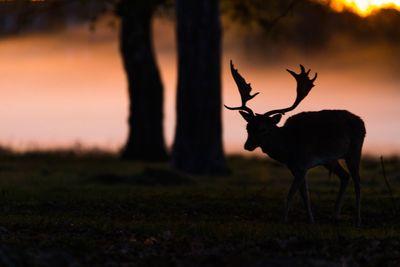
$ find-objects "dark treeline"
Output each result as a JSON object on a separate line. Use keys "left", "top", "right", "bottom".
{"left": 223, "top": 0, "right": 400, "bottom": 51}
{"left": 0, "top": 0, "right": 110, "bottom": 35}
{"left": 2, "top": 0, "right": 400, "bottom": 46}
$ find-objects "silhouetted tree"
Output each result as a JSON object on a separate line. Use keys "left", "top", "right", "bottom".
{"left": 172, "top": 0, "right": 228, "bottom": 175}
{"left": 0, "top": 0, "right": 169, "bottom": 162}
{"left": 117, "top": 0, "right": 168, "bottom": 161}
{"left": 0, "top": 1, "right": 107, "bottom": 35}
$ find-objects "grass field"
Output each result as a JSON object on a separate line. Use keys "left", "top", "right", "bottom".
{"left": 0, "top": 152, "right": 399, "bottom": 266}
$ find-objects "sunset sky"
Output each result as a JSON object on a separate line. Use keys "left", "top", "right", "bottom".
{"left": 0, "top": 0, "right": 400, "bottom": 156}
{"left": 317, "top": 0, "right": 400, "bottom": 16}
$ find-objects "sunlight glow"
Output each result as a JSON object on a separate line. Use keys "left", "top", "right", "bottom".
{"left": 319, "top": 0, "right": 400, "bottom": 16}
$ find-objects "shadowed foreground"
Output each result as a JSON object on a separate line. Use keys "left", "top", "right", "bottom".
{"left": 0, "top": 153, "right": 399, "bottom": 266}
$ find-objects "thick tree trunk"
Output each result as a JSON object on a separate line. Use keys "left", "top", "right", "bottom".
{"left": 172, "top": 0, "right": 228, "bottom": 175}
{"left": 118, "top": 1, "right": 167, "bottom": 161}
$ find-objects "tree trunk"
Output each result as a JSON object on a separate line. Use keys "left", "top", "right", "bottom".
{"left": 172, "top": 0, "right": 228, "bottom": 175}
{"left": 118, "top": 1, "right": 167, "bottom": 161}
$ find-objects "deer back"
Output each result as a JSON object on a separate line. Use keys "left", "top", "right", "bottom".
{"left": 267, "top": 110, "right": 366, "bottom": 167}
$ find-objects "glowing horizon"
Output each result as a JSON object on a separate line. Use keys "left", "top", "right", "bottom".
{"left": 318, "top": 0, "right": 400, "bottom": 16}
{"left": 1, "top": 20, "right": 400, "bottom": 156}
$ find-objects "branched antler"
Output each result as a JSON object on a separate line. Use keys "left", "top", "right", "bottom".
{"left": 264, "top": 64, "right": 317, "bottom": 117}
{"left": 224, "top": 60, "right": 259, "bottom": 115}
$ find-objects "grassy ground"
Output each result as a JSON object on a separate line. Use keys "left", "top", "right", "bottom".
{"left": 0, "top": 152, "right": 399, "bottom": 266}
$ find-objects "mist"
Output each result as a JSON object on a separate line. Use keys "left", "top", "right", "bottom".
{"left": 0, "top": 15, "right": 399, "bottom": 155}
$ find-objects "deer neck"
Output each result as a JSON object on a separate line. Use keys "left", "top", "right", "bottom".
{"left": 259, "top": 126, "right": 288, "bottom": 162}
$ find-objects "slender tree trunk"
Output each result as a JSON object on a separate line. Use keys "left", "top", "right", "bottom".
{"left": 172, "top": 0, "right": 228, "bottom": 175}
{"left": 118, "top": 1, "right": 167, "bottom": 161}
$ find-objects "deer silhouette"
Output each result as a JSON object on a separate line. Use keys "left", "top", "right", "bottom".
{"left": 225, "top": 61, "right": 366, "bottom": 226}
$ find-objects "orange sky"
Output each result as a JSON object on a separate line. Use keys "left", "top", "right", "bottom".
{"left": 316, "top": 0, "right": 400, "bottom": 16}
{"left": 0, "top": 18, "right": 400, "bottom": 155}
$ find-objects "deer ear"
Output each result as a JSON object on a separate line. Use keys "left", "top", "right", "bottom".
{"left": 239, "top": 111, "right": 253, "bottom": 122}
{"left": 271, "top": 114, "right": 282, "bottom": 125}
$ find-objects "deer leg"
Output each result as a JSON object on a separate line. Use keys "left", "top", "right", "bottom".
{"left": 299, "top": 179, "right": 314, "bottom": 224}
{"left": 345, "top": 155, "right": 362, "bottom": 227}
{"left": 284, "top": 169, "right": 306, "bottom": 223}
{"left": 324, "top": 161, "right": 350, "bottom": 220}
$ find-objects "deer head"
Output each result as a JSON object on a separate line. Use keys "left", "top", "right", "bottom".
{"left": 225, "top": 61, "right": 317, "bottom": 151}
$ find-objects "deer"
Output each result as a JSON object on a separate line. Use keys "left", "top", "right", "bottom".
{"left": 225, "top": 61, "right": 366, "bottom": 226}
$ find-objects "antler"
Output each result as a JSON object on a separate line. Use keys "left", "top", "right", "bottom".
{"left": 224, "top": 60, "right": 259, "bottom": 115}
{"left": 263, "top": 64, "right": 317, "bottom": 117}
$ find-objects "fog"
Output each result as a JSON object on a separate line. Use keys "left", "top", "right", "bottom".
{"left": 0, "top": 17, "right": 399, "bottom": 156}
